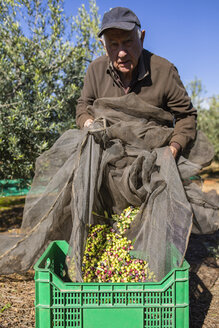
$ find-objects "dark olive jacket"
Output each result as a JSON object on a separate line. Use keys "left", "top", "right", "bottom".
{"left": 76, "top": 49, "right": 197, "bottom": 150}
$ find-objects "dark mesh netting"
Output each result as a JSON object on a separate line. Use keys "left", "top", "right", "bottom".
{"left": 0, "top": 93, "right": 218, "bottom": 281}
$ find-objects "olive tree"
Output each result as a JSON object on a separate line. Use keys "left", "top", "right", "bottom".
{"left": 197, "top": 96, "right": 219, "bottom": 161}
{"left": 187, "top": 78, "right": 219, "bottom": 161}
{"left": 0, "top": 0, "right": 102, "bottom": 179}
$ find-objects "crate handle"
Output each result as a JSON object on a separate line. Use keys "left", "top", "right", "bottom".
{"left": 45, "top": 258, "right": 51, "bottom": 269}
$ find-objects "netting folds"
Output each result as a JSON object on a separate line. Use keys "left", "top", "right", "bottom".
{"left": 0, "top": 94, "right": 218, "bottom": 281}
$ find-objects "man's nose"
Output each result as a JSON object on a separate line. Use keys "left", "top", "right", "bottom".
{"left": 117, "top": 45, "right": 127, "bottom": 57}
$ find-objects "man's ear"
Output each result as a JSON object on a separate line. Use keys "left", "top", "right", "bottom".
{"left": 141, "top": 30, "right": 145, "bottom": 46}
{"left": 99, "top": 38, "right": 108, "bottom": 56}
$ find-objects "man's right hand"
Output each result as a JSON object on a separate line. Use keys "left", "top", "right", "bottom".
{"left": 84, "top": 119, "right": 94, "bottom": 128}
{"left": 169, "top": 142, "right": 181, "bottom": 159}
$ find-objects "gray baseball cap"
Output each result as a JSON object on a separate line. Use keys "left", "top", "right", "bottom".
{"left": 98, "top": 7, "right": 141, "bottom": 37}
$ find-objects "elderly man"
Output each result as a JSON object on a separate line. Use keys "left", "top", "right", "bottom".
{"left": 76, "top": 6, "right": 197, "bottom": 158}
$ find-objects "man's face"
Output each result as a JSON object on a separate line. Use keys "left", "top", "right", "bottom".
{"left": 103, "top": 28, "right": 145, "bottom": 80}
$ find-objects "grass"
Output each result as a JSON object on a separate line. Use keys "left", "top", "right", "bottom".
{"left": 0, "top": 196, "right": 25, "bottom": 211}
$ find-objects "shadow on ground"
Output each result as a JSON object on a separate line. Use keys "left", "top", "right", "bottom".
{"left": 185, "top": 231, "right": 219, "bottom": 327}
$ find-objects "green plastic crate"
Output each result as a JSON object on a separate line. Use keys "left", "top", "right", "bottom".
{"left": 34, "top": 240, "right": 190, "bottom": 328}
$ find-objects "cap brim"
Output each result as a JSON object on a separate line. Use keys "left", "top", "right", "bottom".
{"left": 98, "top": 22, "right": 136, "bottom": 37}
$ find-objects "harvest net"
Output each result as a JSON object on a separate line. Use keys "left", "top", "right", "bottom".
{"left": 0, "top": 94, "right": 218, "bottom": 281}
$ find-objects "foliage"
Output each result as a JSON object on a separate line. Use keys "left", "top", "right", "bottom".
{"left": 197, "top": 96, "right": 219, "bottom": 161}
{"left": 0, "top": 0, "right": 103, "bottom": 179}
{"left": 187, "top": 78, "right": 219, "bottom": 162}
{"left": 186, "top": 77, "right": 206, "bottom": 110}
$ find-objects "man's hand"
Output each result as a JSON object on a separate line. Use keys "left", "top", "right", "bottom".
{"left": 169, "top": 145, "right": 178, "bottom": 158}
{"left": 169, "top": 142, "right": 181, "bottom": 159}
{"left": 84, "top": 119, "right": 94, "bottom": 128}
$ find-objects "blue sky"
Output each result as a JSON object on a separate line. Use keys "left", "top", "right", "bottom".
{"left": 64, "top": 0, "right": 219, "bottom": 98}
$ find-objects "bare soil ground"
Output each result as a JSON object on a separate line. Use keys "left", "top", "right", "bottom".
{"left": 0, "top": 163, "right": 218, "bottom": 328}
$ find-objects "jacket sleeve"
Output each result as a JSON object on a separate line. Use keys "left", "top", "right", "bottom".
{"left": 165, "top": 64, "right": 197, "bottom": 150}
{"left": 76, "top": 63, "right": 97, "bottom": 129}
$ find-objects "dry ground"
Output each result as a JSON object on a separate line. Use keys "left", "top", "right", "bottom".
{"left": 0, "top": 163, "right": 218, "bottom": 328}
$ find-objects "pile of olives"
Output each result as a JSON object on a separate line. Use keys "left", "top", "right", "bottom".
{"left": 82, "top": 206, "right": 156, "bottom": 283}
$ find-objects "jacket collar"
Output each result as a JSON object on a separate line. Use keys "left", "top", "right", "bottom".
{"left": 137, "top": 51, "right": 149, "bottom": 81}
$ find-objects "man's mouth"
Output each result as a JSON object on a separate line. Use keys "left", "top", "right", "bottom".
{"left": 118, "top": 60, "right": 130, "bottom": 66}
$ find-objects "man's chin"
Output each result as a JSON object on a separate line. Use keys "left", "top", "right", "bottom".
{"left": 118, "top": 66, "right": 133, "bottom": 74}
